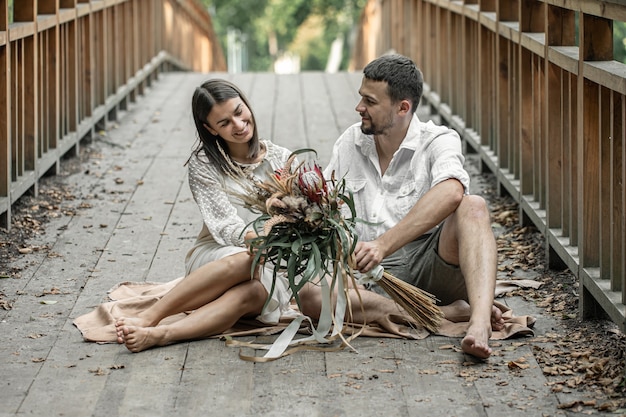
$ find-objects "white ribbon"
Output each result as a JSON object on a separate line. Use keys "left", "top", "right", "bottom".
{"left": 353, "top": 264, "right": 384, "bottom": 286}
{"left": 256, "top": 272, "right": 349, "bottom": 360}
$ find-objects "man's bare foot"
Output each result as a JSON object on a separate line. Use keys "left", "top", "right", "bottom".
{"left": 119, "top": 325, "right": 169, "bottom": 353}
{"left": 115, "top": 317, "right": 152, "bottom": 344}
{"left": 461, "top": 323, "right": 492, "bottom": 359}
{"left": 440, "top": 300, "right": 505, "bottom": 331}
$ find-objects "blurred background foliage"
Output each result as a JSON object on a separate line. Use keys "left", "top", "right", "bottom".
{"left": 202, "top": 0, "right": 367, "bottom": 72}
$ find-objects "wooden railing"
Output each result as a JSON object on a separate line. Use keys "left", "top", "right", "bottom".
{"left": 351, "top": 0, "right": 626, "bottom": 331}
{"left": 0, "top": 0, "right": 225, "bottom": 228}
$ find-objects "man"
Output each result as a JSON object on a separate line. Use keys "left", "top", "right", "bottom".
{"left": 324, "top": 54, "right": 502, "bottom": 359}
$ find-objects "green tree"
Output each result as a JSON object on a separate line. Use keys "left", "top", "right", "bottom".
{"left": 204, "top": 0, "right": 271, "bottom": 70}
{"left": 614, "top": 21, "right": 626, "bottom": 64}
{"left": 297, "top": 0, "right": 367, "bottom": 70}
{"left": 202, "top": 0, "right": 366, "bottom": 71}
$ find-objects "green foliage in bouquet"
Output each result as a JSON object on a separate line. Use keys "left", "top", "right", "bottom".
{"left": 240, "top": 149, "right": 358, "bottom": 308}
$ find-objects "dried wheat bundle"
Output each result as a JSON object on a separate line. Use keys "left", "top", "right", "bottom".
{"left": 375, "top": 271, "right": 444, "bottom": 333}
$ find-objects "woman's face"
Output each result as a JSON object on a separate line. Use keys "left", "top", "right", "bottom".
{"left": 204, "top": 97, "right": 254, "bottom": 145}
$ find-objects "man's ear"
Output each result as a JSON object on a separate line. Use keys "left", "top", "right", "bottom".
{"left": 203, "top": 123, "right": 218, "bottom": 136}
{"left": 399, "top": 99, "right": 412, "bottom": 115}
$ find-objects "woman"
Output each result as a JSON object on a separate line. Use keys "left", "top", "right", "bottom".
{"left": 114, "top": 79, "right": 294, "bottom": 352}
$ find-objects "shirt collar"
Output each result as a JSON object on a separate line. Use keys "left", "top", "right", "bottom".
{"left": 398, "top": 113, "right": 422, "bottom": 151}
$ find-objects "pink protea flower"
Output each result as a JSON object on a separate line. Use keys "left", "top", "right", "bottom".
{"left": 298, "top": 162, "right": 327, "bottom": 203}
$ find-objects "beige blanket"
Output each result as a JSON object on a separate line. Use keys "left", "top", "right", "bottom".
{"left": 73, "top": 277, "right": 537, "bottom": 344}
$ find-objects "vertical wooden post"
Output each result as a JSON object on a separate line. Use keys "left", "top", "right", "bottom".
{"left": 520, "top": 47, "right": 533, "bottom": 196}
{"left": 0, "top": 0, "right": 10, "bottom": 227}
{"left": 479, "top": 26, "right": 494, "bottom": 149}
{"left": 15, "top": 1, "right": 38, "bottom": 178}
{"left": 568, "top": 72, "right": 578, "bottom": 247}
{"left": 578, "top": 13, "right": 612, "bottom": 318}
{"left": 496, "top": 37, "right": 509, "bottom": 170}
{"left": 464, "top": 13, "right": 476, "bottom": 128}
{"left": 450, "top": 10, "right": 459, "bottom": 112}
{"left": 65, "top": 4, "right": 78, "bottom": 135}
{"left": 545, "top": 58, "right": 562, "bottom": 229}
{"left": 546, "top": 4, "right": 575, "bottom": 249}
{"left": 511, "top": 40, "right": 520, "bottom": 181}
{"left": 41, "top": 0, "right": 59, "bottom": 162}
{"left": 579, "top": 79, "right": 600, "bottom": 268}
{"left": 621, "top": 95, "right": 626, "bottom": 302}
{"left": 534, "top": 55, "right": 545, "bottom": 207}
{"left": 79, "top": 5, "right": 92, "bottom": 121}
{"left": 600, "top": 86, "right": 611, "bottom": 278}
{"left": 545, "top": 9, "right": 565, "bottom": 236}
{"left": 609, "top": 92, "right": 623, "bottom": 293}
{"left": 108, "top": 3, "right": 118, "bottom": 122}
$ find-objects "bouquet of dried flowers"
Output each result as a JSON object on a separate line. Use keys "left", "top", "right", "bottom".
{"left": 234, "top": 149, "right": 442, "bottom": 357}
{"left": 238, "top": 150, "right": 357, "bottom": 308}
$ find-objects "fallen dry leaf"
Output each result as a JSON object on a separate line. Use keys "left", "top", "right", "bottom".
{"left": 89, "top": 367, "right": 107, "bottom": 376}
{"left": 508, "top": 361, "right": 530, "bottom": 370}
{"left": 418, "top": 369, "right": 438, "bottom": 375}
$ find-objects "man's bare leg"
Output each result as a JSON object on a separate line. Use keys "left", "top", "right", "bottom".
{"left": 118, "top": 279, "right": 267, "bottom": 352}
{"left": 115, "top": 252, "right": 254, "bottom": 342}
{"left": 438, "top": 195, "right": 498, "bottom": 359}
{"left": 440, "top": 300, "right": 504, "bottom": 330}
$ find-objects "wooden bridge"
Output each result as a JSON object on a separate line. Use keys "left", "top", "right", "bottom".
{"left": 0, "top": 1, "right": 625, "bottom": 415}
{"left": 3, "top": 0, "right": 622, "bottom": 332}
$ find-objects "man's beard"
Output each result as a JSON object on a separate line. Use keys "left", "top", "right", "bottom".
{"left": 360, "top": 113, "right": 394, "bottom": 136}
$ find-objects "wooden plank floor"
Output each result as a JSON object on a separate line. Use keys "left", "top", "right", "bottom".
{"left": 1, "top": 71, "right": 575, "bottom": 417}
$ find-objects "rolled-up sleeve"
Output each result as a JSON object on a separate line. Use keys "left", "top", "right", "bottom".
{"left": 428, "top": 129, "right": 470, "bottom": 194}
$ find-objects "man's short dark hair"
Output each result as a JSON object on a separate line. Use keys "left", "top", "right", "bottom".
{"left": 363, "top": 54, "right": 423, "bottom": 114}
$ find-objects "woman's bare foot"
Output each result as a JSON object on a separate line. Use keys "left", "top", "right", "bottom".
{"left": 440, "top": 300, "right": 505, "bottom": 331}
{"left": 461, "top": 323, "right": 492, "bottom": 359}
{"left": 115, "top": 317, "right": 152, "bottom": 344}
{"left": 119, "top": 325, "right": 169, "bottom": 353}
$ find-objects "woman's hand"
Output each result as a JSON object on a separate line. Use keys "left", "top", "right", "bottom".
{"left": 244, "top": 230, "right": 258, "bottom": 253}
{"left": 244, "top": 230, "right": 268, "bottom": 266}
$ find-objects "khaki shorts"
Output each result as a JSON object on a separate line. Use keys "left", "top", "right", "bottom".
{"left": 371, "top": 227, "right": 467, "bottom": 306}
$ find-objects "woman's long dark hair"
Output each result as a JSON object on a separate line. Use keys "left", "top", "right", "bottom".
{"left": 190, "top": 79, "right": 261, "bottom": 176}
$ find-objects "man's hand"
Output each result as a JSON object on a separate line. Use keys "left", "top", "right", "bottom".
{"left": 354, "top": 240, "right": 386, "bottom": 273}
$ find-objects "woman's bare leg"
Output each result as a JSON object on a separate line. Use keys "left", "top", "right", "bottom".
{"left": 119, "top": 279, "right": 267, "bottom": 352}
{"left": 299, "top": 282, "right": 504, "bottom": 338}
{"left": 115, "top": 252, "right": 254, "bottom": 337}
{"left": 299, "top": 281, "right": 417, "bottom": 337}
